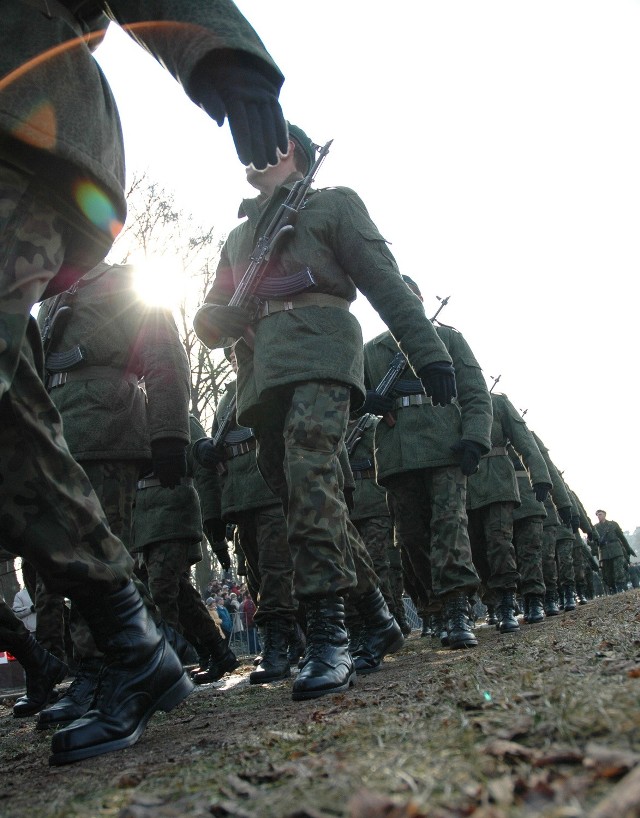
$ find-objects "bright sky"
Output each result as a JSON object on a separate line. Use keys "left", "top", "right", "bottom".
{"left": 95, "top": 1, "right": 640, "bottom": 534}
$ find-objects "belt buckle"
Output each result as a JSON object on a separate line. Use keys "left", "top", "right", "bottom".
{"left": 401, "top": 395, "right": 410, "bottom": 407}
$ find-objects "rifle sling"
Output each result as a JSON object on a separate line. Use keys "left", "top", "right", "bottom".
{"left": 257, "top": 293, "right": 349, "bottom": 318}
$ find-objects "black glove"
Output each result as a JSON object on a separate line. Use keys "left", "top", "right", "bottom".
{"left": 190, "top": 55, "right": 288, "bottom": 170}
{"left": 532, "top": 483, "right": 550, "bottom": 503}
{"left": 203, "top": 517, "right": 227, "bottom": 544}
{"left": 450, "top": 439, "right": 484, "bottom": 476}
{"left": 571, "top": 515, "right": 581, "bottom": 533}
{"left": 150, "top": 437, "right": 187, "bottom": 489}
{"left": 360, "top": 390, "right": 394, "bottom": 416}
{"left": 557, "top": 506, "right": 572, "bottom": 527}
{"left": 201, "top": 304, "right": 252, "bottom": 341}
{"left": 418, "top": 362, "right": 457, "bottom": 407}
{"left": 193, "top": 438, "right": 225, "bottom": 470}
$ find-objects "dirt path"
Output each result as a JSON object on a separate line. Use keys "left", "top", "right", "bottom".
{"left": 1, "top": 591, "right": 639, "bottom": 818}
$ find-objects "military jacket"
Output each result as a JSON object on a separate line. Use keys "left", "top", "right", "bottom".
{"left": 194, "top": 177, "right": 452, "bottom": 427}
{"left": 594, "top": 519, "right": 632, "bottom": 560}
{"left": 132, "top": 415, "right": 210, "bottom": 559}
{"left": 1, "top": 1, "right": 284, "bottom": 296}
{"left": 214, "top": 381, "right": 282, "bottom": 518}
{"left": 467, "top": 392, "right": 551, "bottom": 511}
{"left": 531, "top": 431, "right": 574, "bottom": 538}
{"left": 37, "top": 263, "right": 190, "bottom": 462}
{"left": 507, "top": 445, "right": 547, "bottom": 522}
{"left": 566, "top": 487, "right": 594, "bottom": 538}
{"left": 347, "top": 415, "right": 389, "bottom": 521}
{"left": 362, "top": 326, "right": 492, "bottom": 484}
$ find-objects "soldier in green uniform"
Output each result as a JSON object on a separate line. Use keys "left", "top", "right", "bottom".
{"left": 34, "top": 261, "right": 192, "bottom": 730}
{"left": 466, "top": 392, "right": 551, "bottom": 634}
{"left": 362, "top": 281, "right": 492, "bottom": 650}
{"left": 0, "top": 0, "right": 287, "bottom": 764}
{"left": 594, "top": 510, "right": 634, "bottom": 593}
{"left": 565, "top": 486, "right": 596, "bottom": 603}
{"left": 194, "top": 126, "right": 455, "bottom": 699}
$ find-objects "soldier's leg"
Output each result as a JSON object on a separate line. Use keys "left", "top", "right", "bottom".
{"left": 0, "top": 165, "right": 190, "bottom": 760}
{"left": 572, "top": 538, "right": 588, "bottom": 603}
{"left": 354, "top": 516, "right": 394, "bottom": 604}
{"left": 255, "top": 381, "right": 356, "bottom": 699}
{"left": 542, "top": 525, "right": 560, "bottom": 615}
{"left": 35, "top": 574, "right": 68, "bottom": 663}
{"left": 513, "top": 517, "right": 545, "bottom": 623}
{"left": 480, "top": 502, "right": 519, "bottom": 633}
{"left": 555, "top": 534, "right": 576, "bottom": 610}
{"left": 612, "top": 555, "right": 628, "bottom": 592}
{"left": 386, "top": 540, "right": 411, "bottom": 634}
{"left": 144, "top": 540, "right": 189, "bottom": 630}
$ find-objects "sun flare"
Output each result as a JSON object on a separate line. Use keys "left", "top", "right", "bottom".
{"left": 132, "top": 256, "right": 186, "bottom": 308}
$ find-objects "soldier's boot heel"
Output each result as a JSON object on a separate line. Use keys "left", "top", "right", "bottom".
{"left": 350, "top": 587, "right": 404, "bottom": 674}
{"left": 443, "top": 592, "right": 478, "bottom": 649}
{"left": 12, "top": 635, "right": 69, "bottom": 718}
{"left": 249, "top": 619, "right": 291, "bottom": 684}
{"left": 497, "top": 591, "right": 520, "bottom": 634}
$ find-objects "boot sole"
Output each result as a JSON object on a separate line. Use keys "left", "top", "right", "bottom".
{"left": 48, "top": 671, "right": 194, "bottom": 766}
{"left": 291, "top": 671, "right": 356, "bottom": 701}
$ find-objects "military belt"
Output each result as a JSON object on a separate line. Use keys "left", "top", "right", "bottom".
{"left": 224, "top": 439, "right": 257, "bottom": 459}
{"left": 136, "top": 476, "right": 193, "bottom": 490}
{"left": 353, "top": 468, "right": 376, "bottom": 479}
{"left": 47, "top": 367, "right": 139, "bottom": 390}
{"left": 483, "top": 446, "right": 508, "bottom": 458}
{"left": 393, "top": 394, "right": 430, "bottom": 408}
{"left": 514, "top": 470, "right": 528, "bottom": 478}
{"left": 256, "top": 293, "right": 350, "bottom": 318}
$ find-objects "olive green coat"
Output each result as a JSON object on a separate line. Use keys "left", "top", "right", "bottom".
{"left": 1, "top": 2, "right": 284, "bottom": 294}
{"left": 214, "top": 381, "right": 282, "bottom": 519}
{"left": 507, "top": 444, "right": 547, "bottom": 522}
{"left": 532, "top": 431, "right": 574, "bottom": 536}
{"left": 37, "top": 263, "right": 190, "bottom": 462}
{"left": 594, "top": 519, "right": 633, "bottom": 561}
{"left": 467, "top": 392, "right": 551, "bottom": 511}
{"left": 347, "top": 415, "right": 389, "bottom": 521}
{"left": 194, "top": 177, "right": 452, "bottom": 427}
{"left": 362, "top": 326, "right": 492, "bottom": 484}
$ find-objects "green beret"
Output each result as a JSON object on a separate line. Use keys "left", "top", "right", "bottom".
{"left": 287, "top": 122, "right": 317, "bottom": 174}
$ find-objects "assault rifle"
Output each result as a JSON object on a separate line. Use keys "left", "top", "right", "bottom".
{"left": 228, "top": 138, "right": 333, "bottom": 346}
{"left": 489, "top": 374, "right": 501, "bottom": 393}
{"left": 346, "top": 351, "right": 408, "bottom": 456}
{"left": 431, "top": 295, "right": 450, "bottom": 322}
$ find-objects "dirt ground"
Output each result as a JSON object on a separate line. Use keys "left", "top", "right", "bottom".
{"left": 1, "top": 591, "right": 639, "bottom": 818}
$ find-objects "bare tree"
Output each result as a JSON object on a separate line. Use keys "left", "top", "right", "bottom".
{"left": 111, "top": 172, "right": 231, "bottom": 430}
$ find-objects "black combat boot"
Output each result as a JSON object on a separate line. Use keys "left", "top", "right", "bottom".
{"left": 562, "top": 585, "right": 576, "bottom": 611}
{"left": 496, "top": 591, "right": 520, "bottom": 634}
{"left": 291, "top": 596, "right": 355, "bottom": 701}
{"left": 524, "top": 594, "right": 545, "bottom": 624}
{"left": 485, "top": 604, "right": 498, "bottom": 626}
{"left": 11, "top": 635, "right": 68, "bottom": 718}
{"left": 420, "top": 617, "right": 432, "bottom": 637}
{"left": 249, "top": 619, "right": 291, "bottom": 684}
{"left": 544, "top": 590, "right": 560, "bottom": 616}
{"left": 391, "top": 600, "right": 412, "bottom": 637}
{"left": 190, "top": 632, "right": 239, "bottom": 685}
{"left": 349, "top": 588, "right": 404, "bottom": 674}
{"left": 576, "top": 585, "right": 588, "bottom": 605}
{"left": 443, "top": 592, "right": 478, "bottom": 649}
{"left": 159, "top": 622, "right": 199, "bottom": 667}
{"left": 37, "top": 658, "right": 102, "bottom": 729}
{"left": 49, "top": 581, "right": 193, "bottom": 766}
{"left": 287, "top": 622, "right": 307, "bottom": 665}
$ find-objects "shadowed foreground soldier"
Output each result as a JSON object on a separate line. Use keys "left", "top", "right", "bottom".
{"left": 194, "top": 125, "right": 456, "bottom": 700}
{"left": 0, "top": 1, "right": 286, "bottom": 764}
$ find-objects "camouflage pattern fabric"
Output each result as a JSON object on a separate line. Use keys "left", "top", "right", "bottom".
{"left": 512, "top": 517, "right": 545, "bottom": 596}
{"left": 541, "top": 525, "right": 559, "bottom": 593}
{"left": 353, "top": 516, "right": 394, "bottom": 604}
{"left": 386, "top": 542, "right": 408, "bottom": 625}
{"left": 234, "top": 505, "right": 297, "bottom": 625}
{"left": 467, "top": 501, "right": 519, "bottom": 592}
{"left": 254, "top": 381, "right": 357, "bottom": 601}
{"left": 555, "top": 532, "right": 576, "bottom": 587}
{"left": 601, "top": 556, "right": 627, "bottom": 591}
{"left": 385, "top": 466, "right": 479, "bottom": 600}
{"left": 572, "top": 534, "right": 587, "bottom": 593}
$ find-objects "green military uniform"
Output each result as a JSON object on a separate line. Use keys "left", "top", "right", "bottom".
{"left": 466, "top": 393, "right": 549, "bottom": 607}
{"left": 195, "top": 177, "right": 452, "bottom": 604}
{"left": 364, "top": 326, "right": 491, "bottom": 604}
{"left": 594, "top": 517, "right": 633, "bottom": 593}
{"left": 565, "top": 487, "right": 596, "bottom": 602}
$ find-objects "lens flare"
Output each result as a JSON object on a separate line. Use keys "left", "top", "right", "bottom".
{"left": 74, "top": 180, "right": 122, "bottom": 239}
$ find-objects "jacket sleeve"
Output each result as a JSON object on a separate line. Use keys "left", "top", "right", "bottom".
{"left": 531, "top": 431, "right": 572, "bottom": 511}
{"left": 500, "top": 395, "right": 551, "bottom": 487}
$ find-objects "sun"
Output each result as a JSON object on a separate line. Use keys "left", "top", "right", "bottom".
{"left": 131, "top": 255, "right": 187, "bottom": 308}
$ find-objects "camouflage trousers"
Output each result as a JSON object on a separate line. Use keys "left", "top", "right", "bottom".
{"left": 353, "top": 515, "right": 394, "bottom": 605}
{"left": 254, "top": 381, "right": 360, "bottom": 601}
{"left": 0, "top": 162, "right": 132, "bottom": 598}
{"left": 139, "top": 544, "right": 219, "bottom": 647}
{"left": 22, "top": 559, "right": 68, "bottom": 662}
{"left": 386, "top": 542, "right": 409, "bottom": 627}
{"left": 385, "top": 465, "right": 479, "bottom": 601}
{"left": 541, "top": 525, "right": 559, "bottom": 593}
{"left": 555, "top": 531, "right": 576, "bottom": 587}
{"left": 234, "top": 504, "right": 297, "bottom": 626}
{"left": 572, "top": 535, "right": 587, "bottom": 591}
{"left": 512, "top": 516, "right": 545, "bottom": 596}
{"left": 601, "top": 556, "right": 627, "bottom": 591}
{"left": 467, "top": 501, "right": 519, "bottom": 595}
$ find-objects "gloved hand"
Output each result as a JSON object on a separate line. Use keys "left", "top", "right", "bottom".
{"left": 344, "top": 486, "right": 355, "bottom": 514}
{"left": 150, "top": 438, "right": 187, "bottom": 488}
{"left": 418, "top": 362, "right": 457, "bottom": 407}
{"left": 190, "top": 55, "right": 288, "bottom": 170}
{"left": 203, "top": 517, "right": 227, "bottom": 544}
{"left": 450, "top": 439, "right": 484, "bottom": 476}
{"left": 532, "top": 483, "right": 550, "bottom": 503}
{"left": 571, "top": 515, "right": 581, "bottom": 533}
{"left": 201, "top": 304, "right": 253, "bottom": 341}
{"left": 193, "top": 438, "right": 225, "bottom": 470}
{"left": 557, "top": 506, "right": 573, "bottom": 528}
{"left": 360, "top": 390, "right": 394, "bottom": 416}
